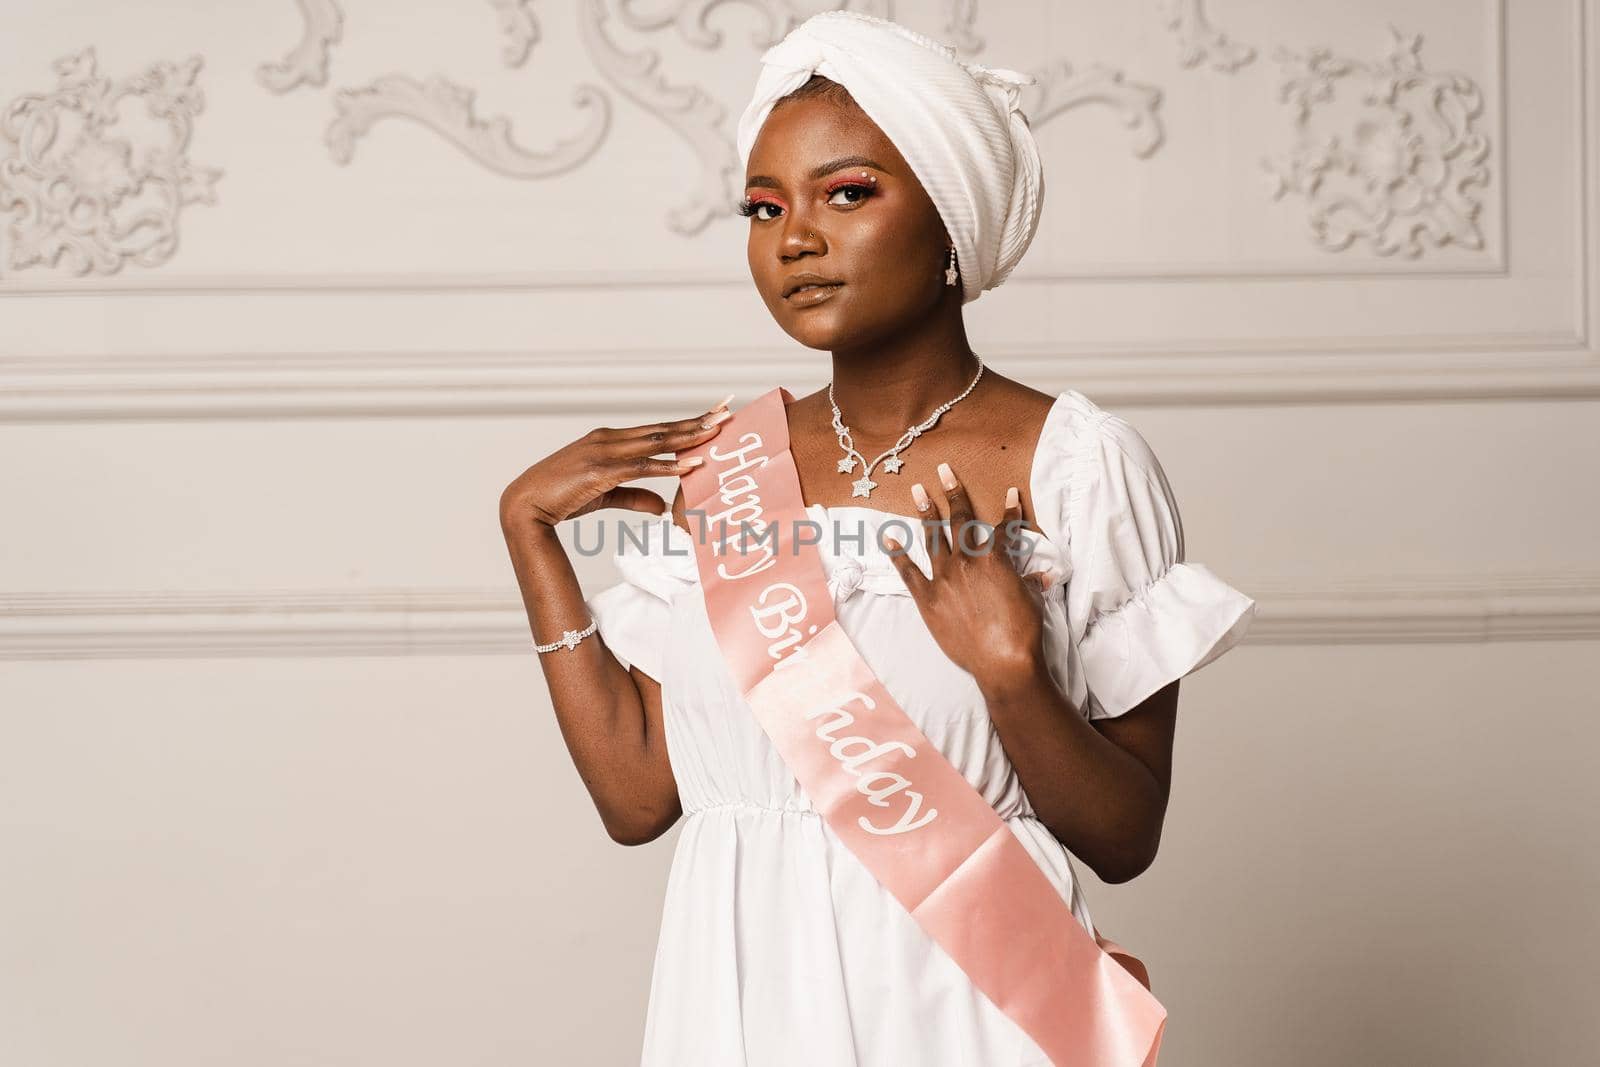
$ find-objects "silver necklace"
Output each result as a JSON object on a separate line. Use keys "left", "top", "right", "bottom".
{"left": 831, "top": 358, "right": 985, "bottom": 500}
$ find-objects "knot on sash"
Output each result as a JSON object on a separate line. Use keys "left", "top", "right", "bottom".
{"left": 827, "top": 555, "right": 868, "bottom": 602}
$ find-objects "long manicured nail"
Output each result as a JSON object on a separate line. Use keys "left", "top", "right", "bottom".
{"left": 701, "top": 408, "right": 734, "bottom": 430}
{"left": 712, "top": 392, "right": 735, "bottom": 411}
{"left": 937, "top": 462, "right": 957, "bottom": 491}
{"left": 679, "top": 455, "right": 705, "bottom": 468}
{"left": 1005, "top": 486, "right": 1019, "bottom": 509}
{"left": 911, "top": 482, "right": 931, "bottom": 511}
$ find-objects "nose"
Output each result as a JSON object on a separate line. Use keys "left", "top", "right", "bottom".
{"left": 778, "top": 204, "right": 824, "bottom": 260}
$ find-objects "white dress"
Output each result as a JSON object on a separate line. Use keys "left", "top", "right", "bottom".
{"left": 584, "top": 388, "right": 1257, "bottom": 1067}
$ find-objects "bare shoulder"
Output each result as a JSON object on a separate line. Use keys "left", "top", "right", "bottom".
{"left": 951, "top": 371, "right": 1060, "bottom": 525}
{"left": 983, "top": 372, "right": 1059, "bottom": 428}
{"left": 977, "top": 371, "right": 1061, "bottom": 461}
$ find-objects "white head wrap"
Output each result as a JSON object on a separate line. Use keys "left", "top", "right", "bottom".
{"left": 734, "top": 10, "right": 1044, "bottom": 305}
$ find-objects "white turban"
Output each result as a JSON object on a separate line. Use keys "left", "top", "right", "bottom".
{"left": 734, "top": 10, "right": 1044, "bottom": 305}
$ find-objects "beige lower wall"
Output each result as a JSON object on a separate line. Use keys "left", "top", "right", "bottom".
{"left": 2, "top": 637, "right": 1595, "bottom": 1066}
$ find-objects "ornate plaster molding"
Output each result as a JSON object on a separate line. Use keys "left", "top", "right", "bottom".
{"left": 1166, "top": 0, "right": 1257, "bottom": 73}
{"left": 0, "top": 48, "right": 222, "bottom": 277}
{"left": 1263, "top": 27, "right": 1491, "bottom": 258}
{"left": 326, "top": 73, "right": 611, "bottom": 178}
{"left": 257, "top": 0, "right": 344, "bottom": 92}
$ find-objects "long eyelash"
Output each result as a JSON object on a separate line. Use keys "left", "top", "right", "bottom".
{"left": 828, "top": 182, "right": 877, "bottom": 203}
{"left": 735, "top": 183, "right": 876, "bottom": 219}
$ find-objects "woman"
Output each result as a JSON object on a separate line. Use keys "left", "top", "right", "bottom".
{"left": 498, "top": 11, "right": 1256, "bottom": 1066}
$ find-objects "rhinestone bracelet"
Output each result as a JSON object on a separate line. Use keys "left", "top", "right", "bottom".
{"left": 534, "top": 617, "right": 598, "bottom": 653}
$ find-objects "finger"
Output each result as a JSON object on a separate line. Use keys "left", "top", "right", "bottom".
{"left": 880, "top": 528, "right": 929, "bottom": 598}
{"left": 596, "top": 487, "right": 672, "bottom": 517}
{"left": 935, "top": 461, "right": 981, "bottom": 560}
{"left": 999, "top": 485, "right": 1025, "bottom": 568}
{"left": 642, "top": 395, "right": 735, "bottom": 443}
{"left": 597, "top": 414, "right": 733, "bottom": 480}
{"left": 911, "top": 481, "right": 948, "bottom": 573}
{"left": 592, "top": 395, "right": 735, "bottom": 450}
{"left": 601, "top": 450, "right": 707, "bottom": 484}
{"left": 638, "top": 406, "right": 739, "bottom": 457}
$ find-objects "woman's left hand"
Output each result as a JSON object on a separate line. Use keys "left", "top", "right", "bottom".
{"left": 880, "top": 461, "right": 1050, "bottom": 690}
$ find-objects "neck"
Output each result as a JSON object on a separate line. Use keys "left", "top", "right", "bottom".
{"left": 827, "top": 313, "right": 982, "bottom": 439}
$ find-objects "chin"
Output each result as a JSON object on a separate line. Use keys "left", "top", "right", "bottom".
{"left": 763, "top": 296, "right": 842, "bottom": 344}
{"left": 778, "top": 314, "right": 854, "bottom": 351}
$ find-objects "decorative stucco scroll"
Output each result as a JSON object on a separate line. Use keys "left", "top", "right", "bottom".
{"left": 0, "top": 48, "right": 223, "bottom": 277}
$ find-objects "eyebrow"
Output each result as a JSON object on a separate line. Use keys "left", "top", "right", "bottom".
{"left": 745, "top": 155, "right": 888, "bottom": 190}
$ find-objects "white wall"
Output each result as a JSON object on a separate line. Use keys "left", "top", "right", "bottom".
{"left": 2, "top": 2, "right": 1596, "bottom": 1064}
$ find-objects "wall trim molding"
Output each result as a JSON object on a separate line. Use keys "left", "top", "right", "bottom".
{"left": 0, "top": 257, "right": 1516, "bottom": 296}
{"left": 4, "top": 572, "right": 1598, "bottom": 660}
{"left": 1, "top": 335, "right": 1597, "bottom": 420}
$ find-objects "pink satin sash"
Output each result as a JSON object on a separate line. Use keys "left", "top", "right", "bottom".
{"left": 677, "top": 386, "right": 1167, "bottom": 1066}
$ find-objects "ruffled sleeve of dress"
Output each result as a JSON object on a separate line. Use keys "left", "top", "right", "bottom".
{"left": 582, "top": 515, "right": 698, "bottom": 684}
{"left": 1038, "top": 393, "right": 1258, "bottom": 720}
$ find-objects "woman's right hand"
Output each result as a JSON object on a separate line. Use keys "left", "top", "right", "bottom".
{"left": 498, "top": 396, "right": 736, "bottom": 532}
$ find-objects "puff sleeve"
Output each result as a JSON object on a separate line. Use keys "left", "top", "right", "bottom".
{"left": 1063, "top": 411, "right": 1257, "bottom": 720}
{"left": 583, "top": 517, "right": 696, "bottom": 684}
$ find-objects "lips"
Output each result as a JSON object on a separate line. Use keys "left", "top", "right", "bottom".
{"left": 782, "top": 273, "right": 845, "bottom": 298}
{"left": 784, "top": 282, "right": 843, "bottom": 307}
{"left": 785, "top": 282, "right": 842, "bottom": 298}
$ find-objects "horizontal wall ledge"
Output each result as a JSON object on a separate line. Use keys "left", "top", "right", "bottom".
{"left": 3, "top": 572, "right": 1598, "bottom": 660}
{"left": 1, "top": 338, "right": 1597, "bottom": 422}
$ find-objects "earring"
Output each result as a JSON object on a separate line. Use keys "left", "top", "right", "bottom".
{"left": 944, "top": 247, "right": 958, "bottom": 287}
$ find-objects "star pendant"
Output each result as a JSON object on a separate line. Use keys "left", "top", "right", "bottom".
{"left": 881, "top": 455, "right": 904, "bottom": 474}
{"left": 851, "top": 476, "right": 878, "bottom": 498}
{"left": 837, "top": 457, "right": 856, "bottom": 473}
